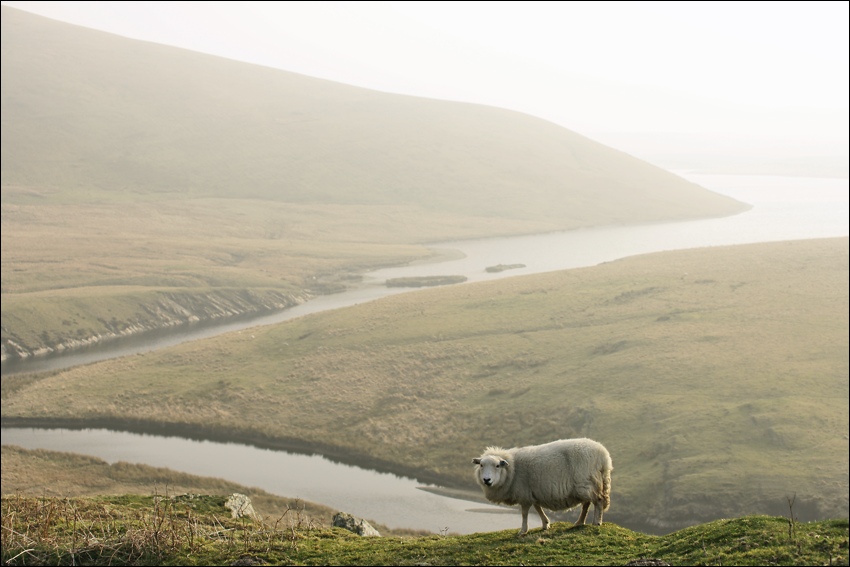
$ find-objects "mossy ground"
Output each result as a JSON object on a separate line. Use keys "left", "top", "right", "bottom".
{"left": 2, "top": 494, "right": 847, "bottom": 566}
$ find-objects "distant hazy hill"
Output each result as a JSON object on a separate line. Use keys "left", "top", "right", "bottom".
{"left": 1, "top": 6, "right": 746, "bottom": 225}
{"left": 1, "top": 6, "right": 750, "bottom": 361}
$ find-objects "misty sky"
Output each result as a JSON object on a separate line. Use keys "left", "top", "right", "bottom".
{"left": 3, "top": 0, "right": 848, "bottom": 165}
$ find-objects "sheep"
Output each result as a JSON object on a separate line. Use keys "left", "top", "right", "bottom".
{"left": 471, "top": 438, "right": 612, "bottom": 535}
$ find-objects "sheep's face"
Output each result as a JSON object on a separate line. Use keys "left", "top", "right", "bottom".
{"left": 472, "top": 455, "right": 509, "bottom": 488}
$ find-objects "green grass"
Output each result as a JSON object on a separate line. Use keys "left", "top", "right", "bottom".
{"left": 3, "top": 237, "right": 847, "bottom": 534}
{"left": 2, "top": 494, "right": 847, "bottom": 566}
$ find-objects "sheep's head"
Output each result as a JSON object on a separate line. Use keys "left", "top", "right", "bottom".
{"left": 472, "top": 454, "right": 509, "bottom": 488}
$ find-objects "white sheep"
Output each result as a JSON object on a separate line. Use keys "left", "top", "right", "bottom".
{"left": 471, "top": 438, "right": 612, "bottom": 535}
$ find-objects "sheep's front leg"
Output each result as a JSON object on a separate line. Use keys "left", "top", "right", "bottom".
{"left": 519, "top": 504, "right": 531, "bottom": 535}
{"left": 534, "top": 504, "right": 550, "bottom": 530}
{"left": 576, "top": 502, "right": 590, "bottom": 525}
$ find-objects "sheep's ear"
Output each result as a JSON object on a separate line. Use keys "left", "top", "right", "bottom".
{"left": 499, "top": 459, "right": 509, "bottom": 467}
{"left": 472, "top": 458, "right": 481, "bottom": 465}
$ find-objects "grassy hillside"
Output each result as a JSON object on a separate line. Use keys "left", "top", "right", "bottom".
{"left": 2, "top": 492, "right": 847, "bottom": 566}
{"left": 3, "top": 237, "right": 847, "bottom": 533}
{"left": 0, "top": 5, "right": 749, "bottom": 358}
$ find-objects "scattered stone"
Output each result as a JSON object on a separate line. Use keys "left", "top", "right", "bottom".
{"left": 332, "top": 512, "right": 382, "bottom": 537}
{"left": 225, "top": 493, "right": 258, "bottom": 519}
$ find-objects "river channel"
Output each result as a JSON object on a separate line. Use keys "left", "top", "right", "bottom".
{"left": 2, "top": 171, "right": 848, "bottom": 534}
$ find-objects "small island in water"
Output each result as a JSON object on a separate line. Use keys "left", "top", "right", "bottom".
{"left": 485, "top": 263, "right": 526, "bottom": 273}
{"left": 385, "top": 275, "right": 467, "bottom": 288}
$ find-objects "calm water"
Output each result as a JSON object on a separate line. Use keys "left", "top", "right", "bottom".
{"left": 368, "top": 172, "right": 848, "bottom": 285}
{"left": 2, "top": 172, "right": 848, "bottom": 534}
{"left": 0, "top": 427, "right": 520, "bottom": 534}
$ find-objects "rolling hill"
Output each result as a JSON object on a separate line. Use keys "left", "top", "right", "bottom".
{"left": 0, "top": 6, "right": 845, "bottom": 550}
{"left": 1, "top": 6, "right": 746, "bottom": 221}
{"left": 3, "top": 237, "right": 847, "bottom": 533}
{"left": 0, "top": 5, "right": 749, "bottom": 360}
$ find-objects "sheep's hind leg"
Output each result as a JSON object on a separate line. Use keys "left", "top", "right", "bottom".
{"left": 575, "top": 502, "right": 590, "bottom": 525}
{"left": 534, "top": 504, "right": 550, "bottom": 530}
{"left": 593, "top": 502, "right": 604, "bottom": 525}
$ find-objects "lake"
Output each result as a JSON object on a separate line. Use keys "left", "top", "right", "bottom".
{"left": 2, "top": 171, "right": 848, "bottom": 534}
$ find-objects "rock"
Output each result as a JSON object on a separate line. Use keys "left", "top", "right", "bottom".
{"left": 225, "top": 493, "right": 259, "bottom": 520}
{"left": 332, "top": 512, "right": 381, "bottom": 537}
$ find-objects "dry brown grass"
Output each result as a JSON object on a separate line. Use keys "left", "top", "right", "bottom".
{"left": 3, "top": 237, "right": 847, "bottom": 531}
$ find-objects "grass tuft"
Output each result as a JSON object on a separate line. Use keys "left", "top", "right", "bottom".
{"left": 2, "top": 494, "right": 847, "bottom": 566}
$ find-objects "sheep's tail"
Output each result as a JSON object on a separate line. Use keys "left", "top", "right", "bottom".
{"left": 599, "top": 465, "right": 612, "bottom": 511}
